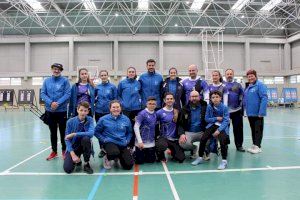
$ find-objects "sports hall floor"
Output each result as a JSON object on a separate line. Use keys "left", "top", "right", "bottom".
{"left": 0, "top": 107, "right": 300, "bottom": 200}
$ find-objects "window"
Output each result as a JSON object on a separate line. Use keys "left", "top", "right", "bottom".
{"left": 10, "top": 78, "right": 21, "bottom": 85}
{"left": 290, "top": 75, "right": 297, "bottom": 84}
{"left": 297, "top": 75, "right": 300, "bottom": 83}
{"left": 263, "top": 77, "right": 274, "bottom": 84}
{"left": 32, "top": 77, "right": 44, "bottom": 85}
{"left": 0, "top": 78, "right": 10, "bottom": 86}
{"left": 274, "top": 76, "right": 284, "bottom": 84}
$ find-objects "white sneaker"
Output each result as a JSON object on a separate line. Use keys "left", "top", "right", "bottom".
{"left": 103, "top": 155, "right": 112, "bottom": 169}
{"left": 247, "top": 145, "right": 255, "bottom": 153}
{"left": 248, "top": 145, "right": 262, "bottom": 154}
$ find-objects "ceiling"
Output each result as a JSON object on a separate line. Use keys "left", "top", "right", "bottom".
{"left": 0, "top": 0, "right": 299, "bottom": 37}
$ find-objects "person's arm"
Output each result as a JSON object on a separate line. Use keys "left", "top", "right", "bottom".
{"left": 117, "top": 82, "right": 123, "bottom": 103}
{"left": 94, "top": 119, "right": 105, "bottom": 143}
{"left": 223, "top": 89, "right": 229, "bottom": 107}
{"left": 258, "top": 83, "right": 268, "bottom": 117}
{"left": 205, "top": 106, "right": 217, "bottom": 123}
{"left": 57, "top": 79, "right": 71, "bottom": 105}
{"left": 65, "top": 120, "right": 74, "bottom": 152}
{"left": 113, "top": 85, "right": 118, "bottom": 100}
{"left": 40, "top": 80, "right": 52, "bottom": 106}
{"left": 75, "top": 118, "right": 95, "bottom": 138}
{"left": 218, "top": 106, "right": 230, "bottom": 132}
{"left": 68, "top": 85, "right": 76, "bottom": 118}
{"left": 126, "top": 118, "right": 133, "bottom": 145}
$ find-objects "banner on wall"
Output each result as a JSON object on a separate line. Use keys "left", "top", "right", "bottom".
{"left": 282, "top": 88, "right": 298, "bottom": 103}
{"left": 266, "top": 88, "right": 278, "bottom": 103}
{"left": 0, "top": 89, "right": 14, "bottom": 106}
{"left": 18, "top": 89, "right": 35, "bottom": 105}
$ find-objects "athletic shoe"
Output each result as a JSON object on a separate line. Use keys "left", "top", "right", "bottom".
{"left": 46, "top": 151, "right": 58, "bottom": 161}
{"left": 190, "top": 148, "right": 198, "bottom": 159}
{"left": 62, "top": 150, "right": 66, "bottom": 160}
{"left": 249, "top": 145, "right": 262, "bottom": 154}
{"left": 84, "top": 163, "right": 94, "bottom": 174}
{"left": 203, "top": 152, "right": 210, "bottom": 161}
{"left": 103, "top": 155, "right": 112, "bottom": 169}
{"left": 217, "top": 160, "right": 228, "bottom": 170}
{"left": 237, "top": 147, "right": 246, "bottom": 152}
{"left": 191, "top": 157, "right": 204, "bottom": 165}
{"left": 247, "top": 145, "right": 255, "bottom": 153}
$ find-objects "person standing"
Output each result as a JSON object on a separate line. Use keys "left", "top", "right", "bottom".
{"left": 41, "top": 63, "right": 71, "bottom": 161}
{"left": 244, "top": 69, "right": 268, "bottom": 154}
{"left": 224, "top": 69, "right": 245, "bottom": 152}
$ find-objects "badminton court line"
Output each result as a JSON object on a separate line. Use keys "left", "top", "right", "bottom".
{"left": 2, "top": 165, "right": 300, "bottom": 176}
{"left": 1, "top": 145, "right": 53, "bottom": 173}
{"left": 162, "top": 162, "right": 180, "bottom": 200}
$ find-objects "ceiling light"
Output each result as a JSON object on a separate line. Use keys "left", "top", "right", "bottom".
{"left": 260, "top": 0, "right": 282, "bottom": 12}
{"left": 190, "top": 0, "right": 205, "bottom": 10}
{"left": 138, "top": 0, "right": 149, "bottom": 10}
{"left": 231, "top": 0, "right": 251, "bottom": 11}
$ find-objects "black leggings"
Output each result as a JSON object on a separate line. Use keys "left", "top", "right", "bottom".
{"left": 63, "top": 136, "right": 92, "bottom": 174}
{"left": 198, "top": 125, "right": 229, "bottom": 160}
{"left": 134, "top": 147, "right": 156, "bottom": 164}
{"left": 103, "top": 143, "right": 134, "bottom": 170}
{"left": 156, "top": 137, "right": 185, "bottom": 163}
{"left": 123, "top": 110, "right": 140, "bottom": 147}
{"left": 47, "top": 111, "right": 67, "bottom": 152}
{"left": 248, "top": 117, "right": 264, "bottom": 148}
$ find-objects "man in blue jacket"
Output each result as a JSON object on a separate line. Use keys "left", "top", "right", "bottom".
{"left": 63, "top": 102, "right": 94, "bottom": 174}
{"left": 139, "top": 59, "right": 163, "bottom": 108}
{"left": 224, "top": 69, "right": 245, "bottom": 152}
{"left": 41, "top": 63, "right": 71, "bottom": 161}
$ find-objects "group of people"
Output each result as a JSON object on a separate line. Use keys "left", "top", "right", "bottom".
{"left": 40, "top": 59, "right": 268, "bottom": 174}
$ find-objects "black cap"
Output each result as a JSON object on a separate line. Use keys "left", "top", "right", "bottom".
{"left": 51, "top": 63, "right": 63, "bottom": 71}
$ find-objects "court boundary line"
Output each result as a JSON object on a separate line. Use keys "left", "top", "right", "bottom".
{"left": 87, "top": 168, "right": 106, "bottom": 200}
{"left": 132, "top": 164, "right": 139, "bottom": 200}
{"left": 2, "top": 165, "right": 300, "bottom": 176}
{"left": 162, "top": 162, "right": 180, "bottom": 200}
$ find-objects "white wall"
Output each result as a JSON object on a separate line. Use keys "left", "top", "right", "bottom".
{"left": 222, "top": 43, "right": 245, "bottom": 73}
{"left": 163, "top": 42, "right": 202, "bottom": 73}
{"left": 0, "top": 43, "right": 25, "bottom": 73}
{"left": 118, "top": 42, "right": 159, "bottom": 73}
{"left": 74, "top": 42, "right": 113, "bottom": 71}
{"left": 250, "top": 43, "right": 282, "bottom": 73}
{"left": 31, "top": 43, "right": 69, "bottom": 72}
{"left": 291, "top": 40, "right": 300, "bottom": 69}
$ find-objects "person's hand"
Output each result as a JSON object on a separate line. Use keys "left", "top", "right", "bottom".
{"left": 217, "top": 117, "right": 223, "bottom": 122}
{"left": 65, "top": 133, "right": 76, "bottom": 140}
{"left": 51, "top": 102, "right": 58, "bottom": 110}
{"left": 137, "top": 143, "right": 144, "bottom": 149}
{"left": 179, "top": 134, "right": 187, "bottom": 144}
{"left": 70, "top": 152, "right": 81, "bottom": 163}
{"left": 213, "top": 130, "right": 220, "bottom": 137}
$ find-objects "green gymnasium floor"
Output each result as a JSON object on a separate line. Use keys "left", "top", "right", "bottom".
{"left": 0, "top": 108, "right": 300, "bottom": 200}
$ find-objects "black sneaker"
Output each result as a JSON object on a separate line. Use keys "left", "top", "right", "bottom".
{"left": 84, "top": 163, "right": 94, "bottom": 174}
{"left": 237, "top": 147, "right": 246, "bottom": 152}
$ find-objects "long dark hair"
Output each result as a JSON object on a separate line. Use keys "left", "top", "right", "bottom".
{"left": 78, "top": 68, "right": 92, "bottom": 85}
{"left": 212, "top": 70, "right": 223, "bottom": 83}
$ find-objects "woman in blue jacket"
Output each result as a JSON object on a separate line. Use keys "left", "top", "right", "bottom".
{"left": 161, "top": 67, "right": 185, "bottom": 110}
{"left": 94, "top": 100, "right": 134, "bottom": 170}
{"left": 244, "top": 69, "right": 268, "bottom": 154}
{"left": 94, "top": 70, "right": 117, "bottom": 122}
{"left": 118, "top": 67, "right": 142, "bottom": 147}
{"left": 68, "top": 68, "right": 95, "bottom": 118}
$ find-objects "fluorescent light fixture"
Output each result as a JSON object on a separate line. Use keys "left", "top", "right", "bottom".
{"left": 138, "top": 0, "right": 149, "bottom": 10}
{"left": 190, "top": 0, "right": 205, "bottom": 10}
{"left": 231, "top": 0, "right": 251, "bottom": 11}
{"left": 24, "top": 0, "right": 45, "bottom": 12}
{"left": 174, "top": 24, "right": 178, "bottom": 27}
{"left": 241, "top": 15, "right": 245, "bottom": 18}
{"left": 61, "top": 24, "right": 65, "bottom": 27}
{"left": 260, "top": 0, "right": 282, "bottom": 12}
{"left": 115, "top": 13, "right": 119, "bottom": 17}
{"left": 82, "top": 0, "right": 96, "bottom": 10}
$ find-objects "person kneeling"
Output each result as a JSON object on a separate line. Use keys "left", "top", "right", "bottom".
{"left": 94, "top": 100, "right": 134, "bottom": 170}
{"left": 192, "top": 91, "right": 230, "bottom": 170}
{"left": 63, "top": 102, "right": 94, "bottom": 174}
{"left": 134, "top": 97, "right": 157, "bottom": 164}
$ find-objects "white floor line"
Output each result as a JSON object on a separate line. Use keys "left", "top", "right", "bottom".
{"left": 162, "top": 162, "right": 180, "bottom": 200}
{"left": 2, "top": 165, "right": 300, "bottom": 176}
{"left": 2, "top": 145, "right": 52, "bottom": 173}
{"left": 0, "top": 121, "right": 37, "bottom": 131}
